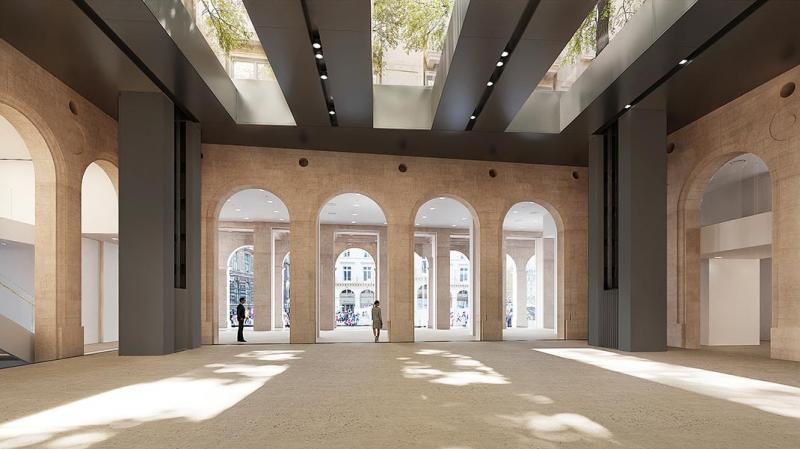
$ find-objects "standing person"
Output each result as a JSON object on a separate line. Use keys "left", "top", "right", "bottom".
{"left": 371, "top": 300, "right": 383, "bottom": 343}
{"left": 237, "top": 297, "right": 247, "bottom": 343}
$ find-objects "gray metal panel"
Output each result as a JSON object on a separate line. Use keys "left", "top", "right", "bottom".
{"left": 432, "top": 0, "right": 528, "bottom": 130}
{"left": 186, "top": 121, "right": 203, "bottom": 349}
{"left": 474, "top": 0, "right": 595, "bottom": 132}
{"left": 244, "top": 0, "right": 331, "bottom": 127}
{"left": 306, "top": 0, "right": 373, "bottom": 128}
{"left": 587, "top": 134, "right": 603, "bottom": 347}
{"left": 617, "top": 108, "right": 667, "bottom": 352}
{"left": 118, "top": 91, "right": 175, "bottom": 356}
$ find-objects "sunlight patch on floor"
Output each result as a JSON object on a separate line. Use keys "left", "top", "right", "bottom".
{"left": 536, "top": 348, "right": 800, "bottom": 419}
{"left": 496, "top": 411, "right": 614, "bottom": 443}
{"left": 402, "top": 349, "right": 509, "bottom": 386}
{"left": 0, "top": 350, "right": 301, "bottom": 448}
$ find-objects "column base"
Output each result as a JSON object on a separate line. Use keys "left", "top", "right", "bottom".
{"left": 771, "top": 327, "right": 800, "bottom": 361}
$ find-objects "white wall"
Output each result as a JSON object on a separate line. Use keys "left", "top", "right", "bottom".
{"left": 700, "top": 212, "right": 771, "bottom": 256}
{"left": 701, "top": 172, "right": 771, "bottom": 226}
{"left": 81, "top": 238, "right": 100, "bottom": 344}
{"left": 0, "top": 161, "right": 35, "bottom": 225}
{"left": 102, "top": 241, "right": 119, "bottom": 342}
{"left": 705, "top": 259, "right": 760, "bottom": 346}
{"left": 81, "top": 163, "right": 118, "bottom": 234}
{"left": 81, "top": 238, "right": 119, "bottom": 344}
{"left": 0, "top": 239, "right": 35, "bottom": 331}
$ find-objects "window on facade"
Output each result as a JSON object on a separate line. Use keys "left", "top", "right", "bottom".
{"left": 421, "top": 259, "right": 428, "bottom": 273}
{"left": 231, "top": 57, "right": 275, "bottom": 81}
{"left": 459, "top": 267, "right": 468, "bottom": 282}
{"left": 244, "top": 252, "right": 252, "bottom": 272}
{"left": 343, "top": 266, "right": 352, "bottom": 281}
{"left": 363, "top": 266, "right": 373, "bottom": 281}
{"left": 344, "top": 250, "right": 350, "bottom": 257}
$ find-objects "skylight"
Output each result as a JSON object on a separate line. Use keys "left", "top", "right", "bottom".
{"left": 371, "top": 0, "right": 454, "bottom": 87}
{"left": 537, "top": 0, "right": 647, "bottom": 92}
{"left": 184, "top": 0, "right": 276, "bottom": 81}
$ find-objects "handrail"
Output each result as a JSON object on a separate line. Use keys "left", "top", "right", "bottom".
{"left": 0, "top": 273, "right": 34, "bottom": 307}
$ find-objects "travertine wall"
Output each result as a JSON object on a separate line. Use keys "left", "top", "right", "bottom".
{"left": 667, "top": 64, "right": 800, "bottom": 361}
{"left": 0, "top": 40, "right": 118, "bottom": 361}
{"left": 201, "top": 144, "right": 588, "bottom": 344}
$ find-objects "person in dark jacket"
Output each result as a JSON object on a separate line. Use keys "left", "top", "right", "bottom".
{"left": 237, "top": 297, "right": 247, "bottom": 343}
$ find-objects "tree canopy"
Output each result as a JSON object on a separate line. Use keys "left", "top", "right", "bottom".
{"left": 199, "top": 0, "right": 253, "bottom": 54}
{"left": 372, "top": 0, "right": 453, "bottom": 81}
{"left": 564, "top": 0, "right": 646, "bottom": 63}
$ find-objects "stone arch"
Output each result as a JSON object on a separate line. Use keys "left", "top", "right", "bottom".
{"left": 205, "top": 187, "right": 290, "bottom": 343}
{"left": 674, "top": 151, "right": 773, "bottom": 349}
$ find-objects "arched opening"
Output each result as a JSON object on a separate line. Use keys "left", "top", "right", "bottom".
{"left": 698, "top": 154, "right": 771, "bottom": 352}
{"left": 0, "top": 111, "right": 38, "bottom": 364}
{"left": 318, "top": 193, "right": 387, "bottom": 343}
{"left": 413, "top": 196, "right": 477, "bottom": 342}
{"left": 333, "top": 248, "right": 377, "bottom": 328}
{"left": 503, "top": 201, "right": 559, "bottom": 341}
{"left": 216, "top": 188, "right": 290, "bottom": 344}
{"left": 80, "top": 162, "right": 119, "bottom": 354}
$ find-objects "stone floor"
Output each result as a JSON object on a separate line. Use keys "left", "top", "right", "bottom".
{"left": 1, "top": 341, "right": 798, "bottom": 449}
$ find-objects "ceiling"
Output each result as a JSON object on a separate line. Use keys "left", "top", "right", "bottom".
{"left": 502, "top": 202, "right": 550, "bottom": 232}
{"left": 704, "top": 153, "right": 769, "bottom": 195}
{"left": 415, "top": 197, "right": 472, "bottom": 229}
{"left": 320, "top": 193, "right": 386, "bottom": 225}
{"left": 1, "top": 0, "right": 798, "bottom": 166}
{"left": 219, "top": 189, "right": 290, "bottom": 223}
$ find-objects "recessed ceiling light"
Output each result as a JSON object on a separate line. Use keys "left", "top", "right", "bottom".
{"left": 315, "top": 53, "right": 323, "bottom": 59}
{"left": 279, "top": 218, "right": 285, "bottom": 221}
{"left": 353, "top": 204, "right": 359, "bottom": 207}
{"left": 313, "top": 42, "right": 321, "bottom": 49}
{"left": 501, "top": 50, "right": 509, "bottom": 58}
{"left": 273, "top": 210, "right": 279, "bottom": 213}
{"left": 624, "top": 104, "right": 632, "bottom": 109}
{"left": 461, "top": 217, "right": 467, "bottom": 221}
{"left": 329, "top": 110, "right": 336, "bottom": 115}
{"left": 429, "top": 207, "right": 436, "bottom": 210}
{"left": 320, "top": 74, "right": 328, "bottom": 80}
{"left": 415, "top": 223, "right": 420, "bottom": 226}
{"left": 267, "top": 200, "right": 273, "bottom": 204}
{"left": 111, "top": 237, "right": 118, "bottom": 241}
{"left": 451, "top": 224, "right": 457, "bottom": 227}
{"left": 243, "top": 217, "right": 250, "bottom": 220}
{"left": 496, "top": 61, "right": 504, "bottom": 67}
{"left": 713, "top": 256, "right": 723, "bottom": 259}
{"left": 513, "top": 210, "right": 518, "bottom": 214}
{"left": 351, "top": 213, "right": 358, "bottom": 216}
{"left": 351, "top": 221, "right": 357, "bottom": 224}
{"left": 486, "top": 81, "right": 494, "bottom": 87}
{"left": 679, "top": 59, "right": 689, "bottom": 65}
{"left": 470, "top": 115, "right": 476, "bottom": 120}
{"left": 438, "top": 197, "right": 446, "bottom": 200}
{"left": 235, "top": 208, "right": 241, "bottom": 212}
{"left": 422, "top": 216, "right": 427, "bottom": 219}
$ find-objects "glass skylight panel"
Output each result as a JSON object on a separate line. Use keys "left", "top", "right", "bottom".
{"left": 184, "top": 0, "right": 276, "bottom": 81}
{"left": 371, "top": 0, "right": 455, "bottom": 87}
{"left": 537, "top": 0, "right": 647, "bottom": 92}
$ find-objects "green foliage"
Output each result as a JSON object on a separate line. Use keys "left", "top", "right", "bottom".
{"left": 563, "top": 0, "right": 645, "bottom": 64}
{"left": 372, "top": 0, "right": 453, "bottom": 81}
{"left": 199, "top": 0, "right": 252, "bottom": 54}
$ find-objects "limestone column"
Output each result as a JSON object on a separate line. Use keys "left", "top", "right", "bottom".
{"left": 378, "top": 227, "right": 389, "bottom": 329}
{"left": 479, "top": 220, "right": 503, "bottom": 341}
{"left": 542, "top": 238, "right": 555, "bottom": 330}
{"left": 218, "top": 266, "right": 228, "bottom": 328}
{"left": 388, "top": 221, "right": 414, "bottom": 342}
{"left": 423, "top": 242, "right": 435, "bottom": 328}
{"left": 319, "top": 225, "right": 335, "bottom": 331}
{"left": 515, "top": 264, "right": 528, "bottom": 328}
{"left": 273, "top": 237, "right": 289, "bottom": 330}
{"left": 253, "top": 223, "right": 271, "bottom": 331}
{"left": 435, "top": 230, "right": 451, "bottom": 330}
{"left": 289, "top": 219, "right": 316, "bottom": 343}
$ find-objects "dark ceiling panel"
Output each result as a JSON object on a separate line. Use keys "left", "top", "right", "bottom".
{"left": 81, "top": 0, "right": 234, "bottom": 124}
{"left": 243, "top": 0, "right": 331, "bottom": 127}
{"left": 562, "top": 0, "right": 758, "bottom": 136}
{"left": 305, "top": 0, "right": 373, "bottom": 128}
{"left": 473, "top": 0, "right": 595, "bottom": 132}
{"left": 203, "top": 121, "right": 589, "bottom": 166}
{"left": 0, "top": 0, "right": 157, "bottom": 119}
{"left": 431, "top": 0, "right": 529, "bottom": 131}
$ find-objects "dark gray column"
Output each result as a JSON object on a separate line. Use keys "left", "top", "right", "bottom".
{"left": 588, "top": 108, "right": 667, "bottom": 352}
{"left": 119, "top": 92, "right": 201, "bottom": 355}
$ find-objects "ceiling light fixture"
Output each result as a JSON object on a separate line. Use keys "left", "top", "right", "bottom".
{"left": 451, "top": 224, "right": 457, "bottom": 227}
{"left": 470, "top": 115, "right": 477, "bottom": 120}
{"left": 438, "top": 197, "right": 446, "bottom": 200}
{"left": 320, "top": 74, "right": 328, "bottom": 80}
{"left": 486, "top": 81, "right": 494, "bottom": 87}
{"left": 496, "top": 61, "right": 504, "bottom": 67}
{"left": 501, "top": 50, "right": 509, "bottom": 58}
{"left": 111, "top": 237, "right": 118, "bottom": 241}
{"left": 243, "top": 217, "right": 250, "bottom": 220}
{"left": 273, "top": 210, "right": 279, "bottom": 213}
{"left": 235, "top": 208, "right": 241, "bottom": 212}
{"left": 422, "top": 216, "right": 427, "bottom": 219}
{"left": 329, "top": 110, "right": 336, "bottom": 115}
{"left": 624, "top": 104, "right": 632, "bottom": 109}
{"left": 315, "top": 52, "right": 323, "bottom": 59}
{"left": 313, "top": 42, "right": 321, "bottom": 49}
{"left": 679, "top": 59, "right": 689, "bottom": 65}
{"left": 351, "top": 221, "right": 357, "bottom": 224}
{"left": 429, "top": 207, "right": 436, "bottom": 210}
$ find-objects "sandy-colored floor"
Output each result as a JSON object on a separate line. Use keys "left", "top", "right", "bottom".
{"left": 1, "top": 340, "right": 798, "bottom": 449}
